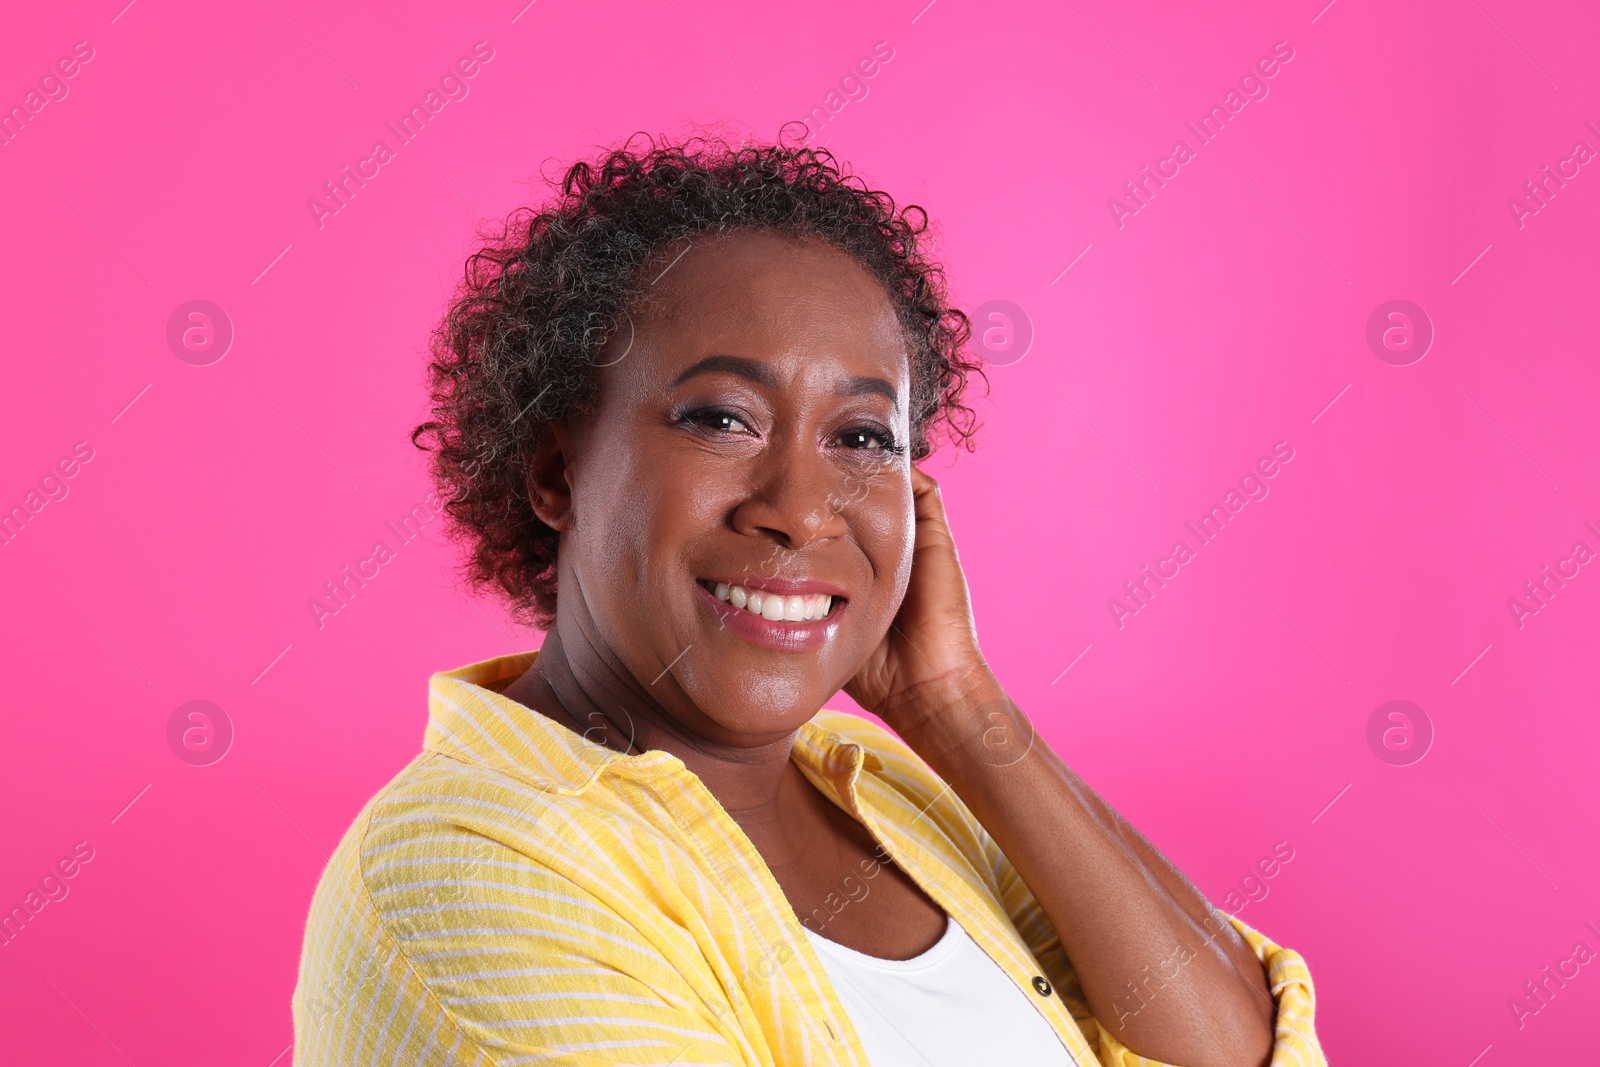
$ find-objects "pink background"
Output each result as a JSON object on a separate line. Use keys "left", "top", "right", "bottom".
{"left": 3, "top": 0, "right": 1597, "bottom": 1062}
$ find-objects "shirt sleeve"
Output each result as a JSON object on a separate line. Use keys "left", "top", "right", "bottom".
{"left": 986, "top": 837, "right": 1329, "bottom": 1067}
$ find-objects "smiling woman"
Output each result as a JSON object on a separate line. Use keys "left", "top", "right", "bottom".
{"left": 290, "top": 130, "right": 1329, "bottom": 1066}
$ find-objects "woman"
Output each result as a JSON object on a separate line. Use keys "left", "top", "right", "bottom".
{"left": 293, "top": 132, "right": 1326, "bottom": 1066}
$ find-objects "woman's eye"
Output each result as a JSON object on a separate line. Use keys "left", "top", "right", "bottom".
{"left": 679, "top": 407, "right": 901, "bottom": 455}
{"left": 838, "top": 427, "right": 902, "bottom": 453}
{"left": 685, "top": 408, "right": 754, "bottom": 435}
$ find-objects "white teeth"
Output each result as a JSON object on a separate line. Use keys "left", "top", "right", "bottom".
{"left": 707, "top": 581, "right": 834, "bottom": 623}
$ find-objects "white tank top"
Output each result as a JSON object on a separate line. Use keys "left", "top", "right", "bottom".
{"left": 803, "top": 915, "right": 1079, "bottom": 1065}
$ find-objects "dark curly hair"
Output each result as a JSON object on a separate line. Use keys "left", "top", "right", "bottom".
{"left": 410, "top": 127, "right": 988, "bottom": 630}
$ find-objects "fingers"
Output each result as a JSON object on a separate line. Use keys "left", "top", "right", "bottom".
{"left": 908, "top": 465, "right": 958, "bottom": 560}
{"left": 909, "top": 465, "right": 943, "bottom": 515}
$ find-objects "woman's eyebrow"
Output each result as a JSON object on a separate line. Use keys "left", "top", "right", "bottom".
{"left": 671, "top": 355, "right": 901, "bottom": 411}
{"left": 671, "top": 355, "right": 777, "bottom": 389}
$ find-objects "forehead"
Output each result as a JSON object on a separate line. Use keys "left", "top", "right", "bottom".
{"left": 622, "top": 229, "right": 910, "bottom": 386}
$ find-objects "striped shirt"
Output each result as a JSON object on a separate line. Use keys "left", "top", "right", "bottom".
{"left": 292, "top": 652, "right": 1327, "bottom": 1065}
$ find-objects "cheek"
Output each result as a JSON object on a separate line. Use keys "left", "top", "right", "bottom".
{"left": 569, "top": 433, "right": 690, "bottom": 603}
{"left": 854, "top": 479, "right": 916, "bottom": 616}
{"left": 624, "top": 471, "right": 720, "bottom": 598}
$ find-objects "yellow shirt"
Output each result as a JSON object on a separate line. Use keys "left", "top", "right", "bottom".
{"left": 293, "top": 652, "right": 1327, "bottom": 1065}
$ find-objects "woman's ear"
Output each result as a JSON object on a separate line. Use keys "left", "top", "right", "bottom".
{"left": 524, "top": 423, "right": 576, "bottom": 532}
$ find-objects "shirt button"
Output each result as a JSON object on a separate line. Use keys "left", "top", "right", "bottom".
{"left": 1032, "top": 975, "right": 1052, "bottom": 997}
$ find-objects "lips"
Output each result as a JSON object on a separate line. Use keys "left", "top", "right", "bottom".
{"left": 692, "top": 576, "right": 849, "bottom": 652}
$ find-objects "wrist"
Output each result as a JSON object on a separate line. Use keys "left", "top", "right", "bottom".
{"left": 878, "top": 662, "right": 1011, "bottom": 764}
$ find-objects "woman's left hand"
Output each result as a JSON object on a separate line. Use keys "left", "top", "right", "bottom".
{"left": 843, "top": 465, "right": 1002, "bottom": 740}
{"left": 843, "top": 474, "right": 1283, "bottom": 1067}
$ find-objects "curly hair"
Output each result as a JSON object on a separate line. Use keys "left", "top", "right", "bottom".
{"left": 410, "top": 127, "right": 988, "bottom": 631}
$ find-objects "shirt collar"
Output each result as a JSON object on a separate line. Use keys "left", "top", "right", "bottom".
{"left": 424, "top": 651, "right": 883, "bottom": 797}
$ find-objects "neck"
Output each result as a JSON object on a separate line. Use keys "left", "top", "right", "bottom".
{"left": 506, "top": 623, "right": 801, "bottom": 821}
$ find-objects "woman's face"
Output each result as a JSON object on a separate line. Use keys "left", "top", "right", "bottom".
{"left": 545, "top": 228, "right": 917, "bottom": 743}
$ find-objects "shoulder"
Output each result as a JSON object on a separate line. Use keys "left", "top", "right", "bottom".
{"left": 294, "top": 753, "right": 728, "bottom": 1061}
{"left": 348, "top": 749, "right": 655, "bottom": 927}
{"left": 298, "top": 749, "right": 659, "bottom": 979}
{"left": 323, "top": 748, "right": 732, "bottom": 955}
{"left": 299, "top": 752, "right": 583, "bottom": 960}
{"left": 357, "top": 748, "right": 567, "bottom": 861}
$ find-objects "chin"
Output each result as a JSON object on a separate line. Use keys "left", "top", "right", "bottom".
{"left": 679, "top": 662, "right": 836, "bottom": 739}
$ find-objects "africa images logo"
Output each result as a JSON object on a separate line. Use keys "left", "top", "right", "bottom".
{"left": 306, "top": 41, "right": 496, "bottom": 230}
{"left": 1107, "top": 441, "right": 1295, "bottom": 628}
{"left": 1106, "top": 40, "right": 1296, "bottom": 229}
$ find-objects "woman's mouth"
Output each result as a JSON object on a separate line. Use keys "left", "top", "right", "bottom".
{"left": 696, "top": 579, "right": 839, "bottom": 622}
{"left": 692, "top": 578, "right": 848, "bottom": 652}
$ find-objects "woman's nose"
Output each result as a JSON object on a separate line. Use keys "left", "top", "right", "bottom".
{"left": 731, "top": 448, "right": 852, "bottom": 551}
